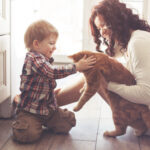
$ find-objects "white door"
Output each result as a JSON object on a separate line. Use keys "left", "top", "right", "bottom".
{"left": 0, "top": 0, "right": 10, "bottom": 116}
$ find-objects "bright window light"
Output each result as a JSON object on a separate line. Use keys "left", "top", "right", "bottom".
{"left": 11, "top": 0, "right": 83, "bottom": 58}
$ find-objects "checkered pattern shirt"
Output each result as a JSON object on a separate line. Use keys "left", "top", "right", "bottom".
{"left": 17, "top": 50, "right": 76, "bottom": 115}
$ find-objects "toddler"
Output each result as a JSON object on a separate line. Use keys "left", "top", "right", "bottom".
{"left": 12, "top": 20, "right": 96, "bottom": 143}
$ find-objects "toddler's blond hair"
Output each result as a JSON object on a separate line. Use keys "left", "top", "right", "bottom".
{"left": 24, "top": 20, "right": 58, "bottom": 50}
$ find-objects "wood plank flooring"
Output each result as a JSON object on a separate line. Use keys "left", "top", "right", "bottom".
{"left": 0, "top": 74, "right": 150, "bottom": 150}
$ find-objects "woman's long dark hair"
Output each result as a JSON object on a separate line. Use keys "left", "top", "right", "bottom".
{"left": 89, "top": 0, "right": 150, "bottom": 56}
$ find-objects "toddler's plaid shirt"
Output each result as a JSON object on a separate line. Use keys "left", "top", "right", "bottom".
{"left": 17, "top": 50, "right": 76, "bottom": 115}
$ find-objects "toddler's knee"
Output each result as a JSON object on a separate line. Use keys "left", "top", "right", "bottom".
{"left": 54, "top": 109, "right": 76, "bottom": 134}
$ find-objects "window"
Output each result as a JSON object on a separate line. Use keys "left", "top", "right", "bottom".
{"left": 38, "top": 0, "right": 84, "bottom": 55}
{"left": 11, "top": 0, "right": 83, "bottom": 57}
{"left": 114, "top": 0, "right": 145, "bottom": 63}
{"left": 120, "top": 0, "right": 144, "bottom": 18}
{"left": 11, "top": 0, "right": 147, "bottom": 63}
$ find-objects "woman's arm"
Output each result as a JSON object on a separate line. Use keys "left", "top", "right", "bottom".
{"left": 107, "top": 82, "right": 150, "bottom": 105}
{"left": 107, "top": 36, "right": 150, "bottom": 106}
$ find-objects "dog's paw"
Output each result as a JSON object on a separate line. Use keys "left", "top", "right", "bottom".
{"left": 103, "top": 131, "right": 110, "bottom": 136}
{"left": 103, "top": 131, "right": 116, "bottom": 138}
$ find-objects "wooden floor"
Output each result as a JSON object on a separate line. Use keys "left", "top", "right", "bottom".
{"left": 0, "top": 74, "right": 150, "bottom": 150}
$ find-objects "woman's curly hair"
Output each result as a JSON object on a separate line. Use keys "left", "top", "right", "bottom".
{"left": 89, "top": 0, "right": 150, "bottom": 56}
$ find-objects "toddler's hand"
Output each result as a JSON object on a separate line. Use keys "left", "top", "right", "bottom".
{"left": 75, "top": 55, "right": 96, "bottom": 72}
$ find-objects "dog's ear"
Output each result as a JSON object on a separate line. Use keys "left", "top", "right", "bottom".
{"left": 68, "top": 54, "right": 77, "bottom": 62}
{"left": 68, "top": 52, "right": 85, "bottom": 62}
{"left": 68, "top": 54, "right": 74, "bottom": 59}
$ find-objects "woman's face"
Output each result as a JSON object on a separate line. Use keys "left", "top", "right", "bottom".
{"left": 94, "top": 15, "right": 112, "bottom": 42}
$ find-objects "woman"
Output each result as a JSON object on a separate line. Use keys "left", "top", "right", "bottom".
{"left": 57, "top": 0, "right": 150, "bottom": 107}
{"left": 55, "top": 0, "right": 150, "bottom": 136}
{"left": 89, "top": 0, "right": 150, "bottom": 108}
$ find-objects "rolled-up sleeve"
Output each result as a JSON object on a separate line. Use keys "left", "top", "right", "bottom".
{"left": 107, "top": 36, "right": 150, "bottom": 106}
{"left": 107, "top": 82, "right": 150, "bottom": 105}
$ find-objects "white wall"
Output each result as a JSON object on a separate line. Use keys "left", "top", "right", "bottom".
{"left": 142, "top": 0, "right": 150, "bottom": 23}
{"left": 146, "top": 0, "right": 150, "bottom": 23}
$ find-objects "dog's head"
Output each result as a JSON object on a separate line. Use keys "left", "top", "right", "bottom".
{"left": 69, "top": 50, "right": 110, "bottom": 75}
{"left": 68, "top": 50, "right": 94, "bottom": 63}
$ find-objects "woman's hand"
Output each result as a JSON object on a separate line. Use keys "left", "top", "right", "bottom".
{"left": 75, "top": 55, "right": 96, "bottom": 72}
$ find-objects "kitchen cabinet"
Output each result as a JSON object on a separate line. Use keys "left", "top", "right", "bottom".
{"left": 0, "top": 35, "right": 10, "bottom": 103}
